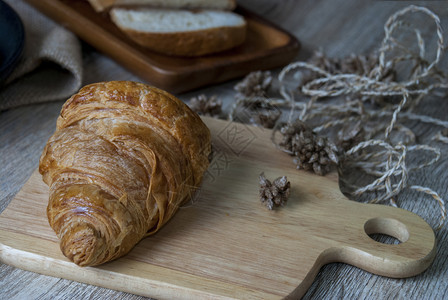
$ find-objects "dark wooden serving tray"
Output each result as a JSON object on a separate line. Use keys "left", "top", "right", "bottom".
{"left": 24, "top": 0, "right": 301, "bottom": 93}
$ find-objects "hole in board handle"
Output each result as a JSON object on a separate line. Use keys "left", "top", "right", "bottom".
{"left": 364, "top": 217, "right": 409, "bottom": 244}
{"left": 367, "top": 233, "right": 400, "bottom": 245}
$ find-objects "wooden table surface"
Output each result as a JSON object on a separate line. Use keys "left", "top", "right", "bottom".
{"left": 1, "top": 0, "right": 447, "bottom": 299}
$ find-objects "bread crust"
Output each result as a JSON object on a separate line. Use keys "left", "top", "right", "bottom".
{"left": 87, "top": 0, "right": 115, "bottom": 12}
{"left": 114, "top": 21, "right": 247, "bottom": 57}
{"left": 39, "top": 81, "right": 211, "bottom": 266}
{"left": 88, "top": 0, "right": 237, "bottom": 12}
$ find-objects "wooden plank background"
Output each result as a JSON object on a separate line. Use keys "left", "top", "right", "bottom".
{"left": 1, "top": 0, "right": 447, "bottom": 299}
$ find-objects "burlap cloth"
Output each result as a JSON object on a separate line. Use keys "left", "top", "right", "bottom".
{"left": 0, "top": 0, "right": 83, "bottom": 111}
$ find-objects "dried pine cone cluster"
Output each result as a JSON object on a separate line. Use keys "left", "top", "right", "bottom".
{"left": 234, "top": 71, "right": 280, "bottom": 128}
{"left": 234, "top": 71, "right": 273, "bottom": 99}
{"left": 280, "top": 120, "right": 339, "bottom": 175}
{"left": 188, "top": 94, "right": 222, "bottom": 118}
{"left": 259, "top": 172, "right": 290, "bottom": 210}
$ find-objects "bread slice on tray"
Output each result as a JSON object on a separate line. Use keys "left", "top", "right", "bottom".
{"left": 110, "top": 8, "right": 247, "bottom": 56}
{"left": 88, "top": 0, "right": 236, "bottom": 12}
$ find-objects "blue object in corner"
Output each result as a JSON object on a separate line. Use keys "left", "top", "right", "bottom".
{"left": 0, "top": 0, "right": 25, "bottom": 84}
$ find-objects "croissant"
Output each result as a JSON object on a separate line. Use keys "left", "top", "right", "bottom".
{"left": 39, "top": 81, "right": 211, "bottom": 266}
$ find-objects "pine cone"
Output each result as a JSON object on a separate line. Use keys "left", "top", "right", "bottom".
{"left": 234, "top": 71, "right": 273, "bottom": 98}
{"left": 280, "top": 120, "right": 339, "bottom": 175}
{"left": 188, "top": 94, "right": 222, "bottom": 117}
{"left": 259, "top": 172, "right": 290, "bottom": 210}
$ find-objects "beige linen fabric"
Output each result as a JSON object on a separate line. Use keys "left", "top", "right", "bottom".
{"left": 0, "top": 0, "right": 83, "bottom": 111}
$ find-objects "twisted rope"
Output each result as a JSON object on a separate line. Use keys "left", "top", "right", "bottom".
{"left": 275, "top": 5, "right": 447, "bottom": 229}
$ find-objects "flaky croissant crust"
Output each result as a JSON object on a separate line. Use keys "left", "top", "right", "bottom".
{"left": 39, "top": 81, "right": 211, "bottom": 266}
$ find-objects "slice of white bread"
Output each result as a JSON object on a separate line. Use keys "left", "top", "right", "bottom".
{"left": 88, "top": 0, "right": 236, "bottom": 12}
{"left": 110, "top": 8, "right": 247, "bottom": 56}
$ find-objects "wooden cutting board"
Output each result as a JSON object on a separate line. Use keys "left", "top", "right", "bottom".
{"left": 24, "top": 0, "right": 300, "bottom": 93}
{"left": 0, "top": 117, "right": 436, "bottom": 299}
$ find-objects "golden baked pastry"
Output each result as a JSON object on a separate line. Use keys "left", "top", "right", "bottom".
{"left": 39, "top": 81, "right": 211, "bottom": 266}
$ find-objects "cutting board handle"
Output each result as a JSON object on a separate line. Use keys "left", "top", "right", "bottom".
{"left": 322, "top": 200, "right": 436, "bottom": 278}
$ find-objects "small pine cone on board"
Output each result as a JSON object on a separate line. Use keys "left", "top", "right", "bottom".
{"left": 280, "top": 120, "right": 339, "bottom": 175}
{"left": 259, "top": 172, "right": 291, "bottom": 210}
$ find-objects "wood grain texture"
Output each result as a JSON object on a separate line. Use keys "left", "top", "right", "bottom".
{"left": 0, "top": 117, "right": 436, "bottom": 299}
{"left": 1, "top": 0, "right": 447, "bottom": 299}
{"left": 23, "top": 0, "right": 300, "bottom": 93}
